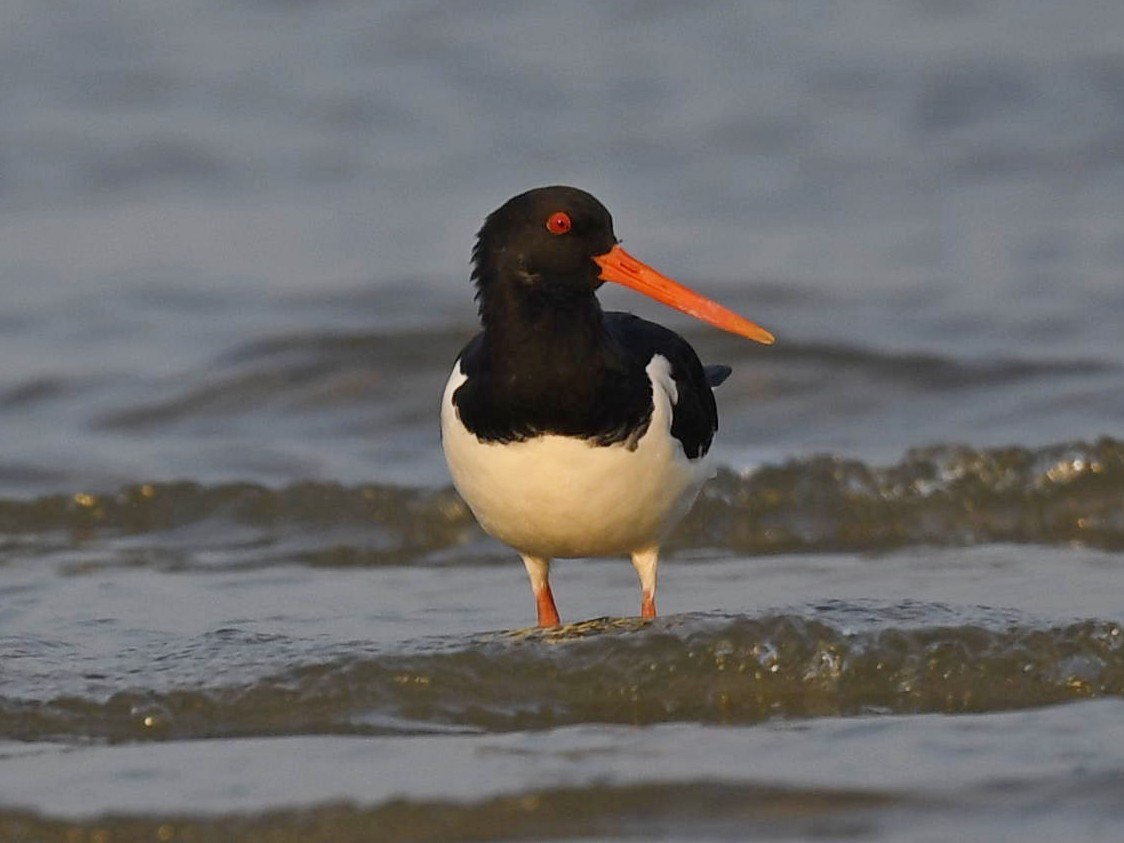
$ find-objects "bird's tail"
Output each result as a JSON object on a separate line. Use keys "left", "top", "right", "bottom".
{"left": 704, "top": 364, "right": 732, "bottom": 387}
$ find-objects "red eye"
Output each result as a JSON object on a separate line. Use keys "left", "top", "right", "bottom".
{"left": 545, "top": 211, "right": 572, "bottom": 235}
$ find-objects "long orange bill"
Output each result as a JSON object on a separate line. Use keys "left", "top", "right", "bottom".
{"left": 593, "top": 244, "right": 775, "bottom": 345}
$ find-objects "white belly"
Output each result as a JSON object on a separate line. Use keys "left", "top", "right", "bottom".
{"left": 440, "top": 356, "right": 712, "bottom": 559}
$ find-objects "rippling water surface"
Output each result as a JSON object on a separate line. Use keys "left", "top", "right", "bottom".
{"left": 2, "top": 2, "right": 1124, "bottom": 841}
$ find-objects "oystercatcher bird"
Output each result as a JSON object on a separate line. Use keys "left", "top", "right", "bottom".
{"left": 441, "top": 186, "right": 773, "bottom": 627}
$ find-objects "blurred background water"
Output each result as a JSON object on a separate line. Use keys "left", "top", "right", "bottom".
{"left": 1, "top": 1, "right": 1123, "bottom": 840}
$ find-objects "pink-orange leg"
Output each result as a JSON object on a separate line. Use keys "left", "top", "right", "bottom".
{"left": 522, "top": 554, "right": 561, "bottom": 627}
{"left": 535, "top": 583, "right": 561, "bottom": 627}
{"left": 632, "top": 547, "right": 659, "bottom": 621}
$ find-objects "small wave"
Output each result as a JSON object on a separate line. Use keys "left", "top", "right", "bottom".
{"left": 96, "top": 329, "right": 462, "bottom": 430}
{"left": 0, "top": 780, "right": 902, "bottom": 842}
{"left": 680, "top": 436, "right": 1124, "bottom": 553}
{"left": 3, "top": 606, "right": 1121, "bottom": 743}
{"left": 1, "top": 438, "right": 1120, "bottom": 558}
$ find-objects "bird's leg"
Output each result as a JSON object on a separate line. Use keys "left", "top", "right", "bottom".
{"left": 521, "top": 554, "right": 561, "bottom": 627}
{"left": 631, "top": 547, "right": 659, "bottom": 620}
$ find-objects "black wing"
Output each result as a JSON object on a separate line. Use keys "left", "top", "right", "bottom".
{"left": 603, "top": 312, "right": 725, "bottom": 460}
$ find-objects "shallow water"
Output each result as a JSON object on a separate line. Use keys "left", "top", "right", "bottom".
{"left": 2, "top": 1, "right": 1124, "bottom": 841}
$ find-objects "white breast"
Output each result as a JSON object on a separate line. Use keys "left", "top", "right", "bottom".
{"left": 440, "top": 355, "right": 713, "bottom": 559}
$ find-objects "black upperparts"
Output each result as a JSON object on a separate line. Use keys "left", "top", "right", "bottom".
{"left": 452, "top": 312, "right": 723, "bottom": 460}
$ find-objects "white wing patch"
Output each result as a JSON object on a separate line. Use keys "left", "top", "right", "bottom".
{"left": 646, "top": 354, "right": 678, "bottom": 406}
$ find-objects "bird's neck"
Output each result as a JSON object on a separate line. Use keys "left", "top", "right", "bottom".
{"left": 460, "top": 273, "right": 647, "bottom": 444}
{"left": 479, "top": 280, "right": 613, "bottom": 382}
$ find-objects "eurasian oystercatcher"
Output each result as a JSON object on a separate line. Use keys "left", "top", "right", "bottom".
{"left": 441, "top": 186, "right": 774, "bottom": 627}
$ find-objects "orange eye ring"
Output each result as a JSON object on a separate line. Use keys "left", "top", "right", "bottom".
{"left": 545, "top": 211, "right": 572, "bottom": 235}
